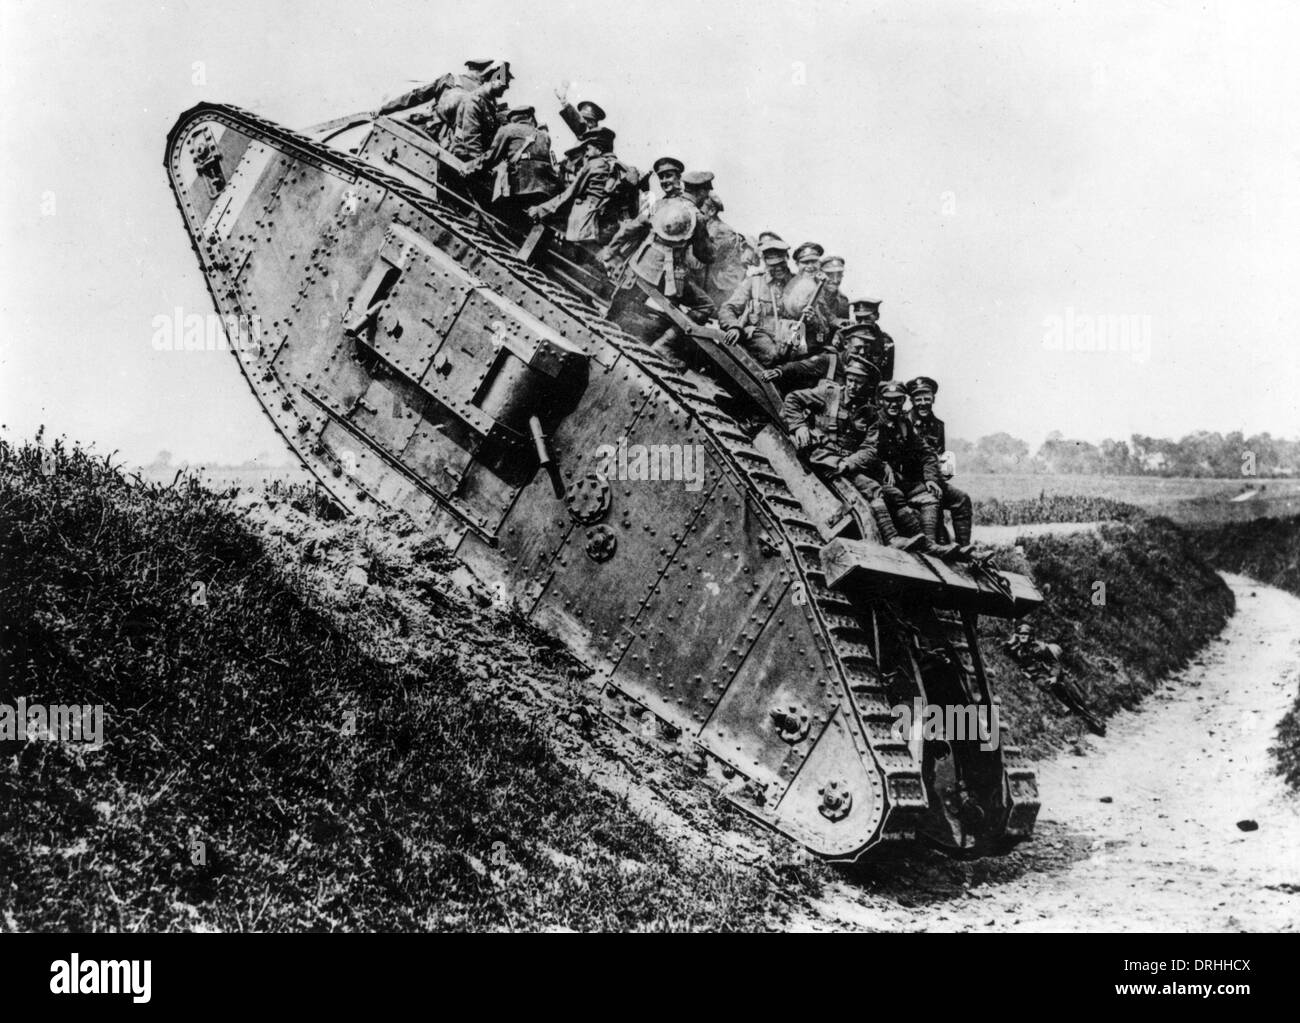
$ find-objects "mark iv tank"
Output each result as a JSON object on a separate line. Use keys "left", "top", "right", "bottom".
{"left": 165, "top": 98, "right": 1044, "bottom": 861}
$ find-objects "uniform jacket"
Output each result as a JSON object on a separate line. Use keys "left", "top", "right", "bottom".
{"left": 485, "top": 123, "right": 559, "bottom": 199}
{"left": 719, "top": 270, "right": 793, "bottom": 335}
{"left": 908, "top": 411, "right": 946, "bottom": 454}
{"left": 452, "top": 83, "right": 502, "bottom": 161}
{"left": 848, "top": 412, "right": 941, "bottom": 486}
{"left": 532, "top": 153, "right": 621, "bottom": 243}
{"left": 781, "top": 380, "right": 876, "bottom": 460}
{"left": 691, "top": 215, "right": 757, "bottom": 308}
{"left": 609, "top": 197, "right": 713, "bottom": 296}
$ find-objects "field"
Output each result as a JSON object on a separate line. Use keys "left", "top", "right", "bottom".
{"left": 963, "top": 473, "right": 1300, "bottom": 525}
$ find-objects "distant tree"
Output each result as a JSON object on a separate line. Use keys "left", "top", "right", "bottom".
{"left": 1036, "top": 432, "right": 1103, "bottom": 474}
{"left": 975, "top": 432, "right": 1031, "bottom": 473}
{"left": 149, "top": 450, "right": 173, "bottom": 468}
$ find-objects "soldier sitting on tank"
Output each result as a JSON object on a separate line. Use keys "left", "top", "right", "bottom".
{"left": 816, "top": 256, "right": 851, "bottom": 325}
{"left": 718, "top": 235, "right": 833, "bottom": 392}
{"left": 483, "top": 105, "right": 560, "bottom": 231}
{"left": 844, "top": 298, "right": 895, "bottom": 380}
{"left": 791, "top": 241, "right": 825, "bottom": 278}
{"left": 601, "top": 197, "right": 716, "bottom": 364}
{"left": 905, "top": 375, "right": 973, "bottom": 547}
{"left": 840, "top": 380, "right": 956, "bottom": 555}
{"left": 527, "top": 126, "right": 627, "bottom": 257}
{"left": 784, "top": 363, "right": 930, "bottom": 551}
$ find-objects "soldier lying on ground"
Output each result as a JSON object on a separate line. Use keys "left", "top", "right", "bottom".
{"left": 906, "top": 375, "right": 973, "bottom": 546}
{"left": 840, "top": 379, "right": 955, "bottom": 555}
{"left": 1003, "top": 622, "right": 1106, "bottom": 736}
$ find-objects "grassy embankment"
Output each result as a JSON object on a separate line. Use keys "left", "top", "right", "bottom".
{"left": 0, "top": 441, "right": 1237, "bottom": 929}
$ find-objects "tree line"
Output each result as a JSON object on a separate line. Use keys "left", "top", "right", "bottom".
{"left": 948, "top": 431, "right": 1300, "bottom": 477}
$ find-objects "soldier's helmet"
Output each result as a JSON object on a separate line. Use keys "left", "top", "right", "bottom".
{"left": 650, "top": 197, "right": 698, "bottom": 244}
{"left": 779, "top": 274, "right": 822, "bottom": 318}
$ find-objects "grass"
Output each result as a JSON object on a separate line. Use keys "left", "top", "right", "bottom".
{"left": 0, "top": 437, "right": 1244, "bottom": 929}
{"left": 0, "top": 437, "right": 812, "bottom": 932}
{"left": 974, "top": 495, "right": 1144, "bottom": 526}
{"left": 976, "top": 518, "right": 1235, "bottom": 756}
{"left": 1185, "top": 515, "right": 1300, "bottom": 788}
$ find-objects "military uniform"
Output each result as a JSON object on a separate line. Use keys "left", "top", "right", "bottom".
{"left": 907, "top": 377, "right": 972, "bottom": 544}
{"left": 696, "top": 200, "right": 757, "bottom": 308}
{"left": 781, "top": 378, "right": 876, "bottom": 477}
{"left": 452, "top": 81, "right": 505, "bottom": 162}
{"left": 605, "top": 197, "right": 715, "bottom": 348}
{"left": 485, "top": 119, "right": 559, "bottom": 202}
{"left": 530, "top": 131, "right": 624, "bottom": 249}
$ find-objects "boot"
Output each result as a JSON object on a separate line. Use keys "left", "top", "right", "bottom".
{"left": 887, "top": 503, "right": 929, "bottom": 552}
{"left": 950, "top": 494, "right": 973, "bottom": 546}
{"left": 904, "top": 502, "right": 959, "bottom": 558}
{"left": 649, "top": 327, "right": 688, "bottom": 372}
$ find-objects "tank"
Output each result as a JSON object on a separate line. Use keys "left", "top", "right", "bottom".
{"left": 165, "top": 99, "right": 1043, "bottom": 861}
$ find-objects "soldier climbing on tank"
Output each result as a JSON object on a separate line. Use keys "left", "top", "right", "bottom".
{"left": 679, "top": 171, "right": 759, "bottom": 309}
{"left": 841, "top": 379, "right": 956, "bottom": 556}
{"left": 601, "top": 197, "right": 715, "bottom": 365}
{"left": 527, "top": 126, "right": 626, "bottom": 255}
{"left": 483, "top": 105, "right": 560, "bottom": 231}
{"left": 451, "top": 64, "right": 513, "bottom": 165}
{"left": 1003, "top": 622, "right": 1106, "bottom": 736}
{"left": 906, "top": 376, "right": 973, "bottom": 547}
{"left": 380, "top": 58, "right": 498, "bottom": 145}
{"left": 784, "top": 362, "right": 930, "bottom": 552}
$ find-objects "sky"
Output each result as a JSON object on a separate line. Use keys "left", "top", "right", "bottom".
{"left": 1, "top": 0, "right": 1298, "bottom": 466}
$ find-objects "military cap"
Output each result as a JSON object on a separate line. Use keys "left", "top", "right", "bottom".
{"left": 756, "top": 231, "right": 789, "bottom": 253}
{"left": 507, "top": 105, "right": 535, "bottom": 120}
{"left": 820, "top": 256, "right": 846, "bottom": 273}
{"left": 653, "top": 156, "right": 685, "bottom": 176}
{"left": 843, "top": 355, "right": 875, "bottom": 378}
{"left": 465, "top": 59, "right": 495, "bottom": 71}
{"left": 792, "top": 241, "right": 825, "bottom": 262}
{"left": 576, "top": 100, "right": 606, "bottom": 122}
{"left": 582, "top": 126, "right": 616, "bottom": 151}
{"left": 495, "top": 101, "right": 510, "bottom": 116}
{"left": 850, "top": 298, "right": 882, "bottom": 314}
{"left": 907, "top": 376, "right": 938, "bottom": 396}
{"left": 876, "top": 379, "right": 907, "bottom": 400}
{"left": 682, "top": 170, "right": 714, "bottom": 188}
{"left": 563, "top": 143, "right": 585, "bottom": 160}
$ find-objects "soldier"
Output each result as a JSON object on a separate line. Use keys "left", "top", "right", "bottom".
{"left": 844, "top": 298, "right": 895, "bottom": 380}
{"left": 527, "top": 126, "right": 624, "bottom": 254}
{"left": 1003, "top": 622, "right": 1105, "bottom": 735}
{"left": 554, "top": 83, "right": 607, "bottom": 142}
{"left": 757, "top": 274, "right": 839, "bottom": 393}
{"left": 784, "top": 362, "right": 930, "bottom": 550}
{"left": 600, "top": 159, "right": 711, "bottom": 275}
{"left": 484, "top": 106, "right": 560, "bottom": 228}
{"left": 791, "top": 241, "right": 825, "bottom": 277}
{"left": 380, "top": 58, "right": 497, "bottom": 144}
{"left": 818, "top": 256, "right": 850, "bottom": 323}
{"left": 841, "top": 379, "right": 951, "bottom": 553}
{"left": 603, "top": 197, "right": 716, "bottom": 360}
{"left": 694, "top": 193, "right": 758, "bottom": 309}
{"left": 906, "top": 376, "right": 973, "bottom": 546}
{"left": 452, "top": 67, "right": 511, "bottom": 164}
{"left": 718, "top": 232, "right": 794, "bottom": 366}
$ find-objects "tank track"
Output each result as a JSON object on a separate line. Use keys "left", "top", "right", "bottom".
{"left": 166, "top": 103, "right": 1051, "bottom": 853}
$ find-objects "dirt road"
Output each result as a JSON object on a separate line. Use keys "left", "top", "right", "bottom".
{"left": 796, "top": 574, "right": 1300, "bottom": 931}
